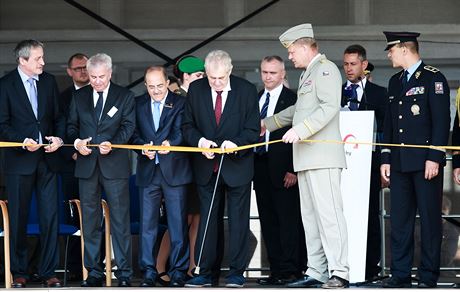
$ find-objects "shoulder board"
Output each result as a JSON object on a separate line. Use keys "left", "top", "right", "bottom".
{"left": 424, "top": 65, "right": 439, "bottom": 73}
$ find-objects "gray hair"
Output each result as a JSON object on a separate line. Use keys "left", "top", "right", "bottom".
{"left": 87, "top": 53, "right": 112, "bottom": 71}
{"left": 14, "top": 39, "right": 44, "bottom": 63}
{"left": 205, "top": 50, "right": 233, "bottom": 73}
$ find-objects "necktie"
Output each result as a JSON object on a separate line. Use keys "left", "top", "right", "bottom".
{"left": 27, "top": 78, "right": 38, "bottom": 118}
{"left": 215, "top": 91, "right": 223, "bottom": 126}
{"left": 95, "top": 91, "right": 103, "bottom": 121}
{"left": 348, "top": 84, "right": 359, "bottom": 111}
{"left": 152, "top": 101, "right": 161, "bottom": 164}
{"left": 402, "top": 70, "right": 409, "bottom": 87}
{"left": 256, "top": 92, "right": 270, "bottom": 154}
{"left": 153, "top": 101, "right": 161, "bottom": 132}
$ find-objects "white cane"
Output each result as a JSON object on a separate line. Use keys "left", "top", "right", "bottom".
{"left": 194, "top": 154, "right": 225, "bottom": 275}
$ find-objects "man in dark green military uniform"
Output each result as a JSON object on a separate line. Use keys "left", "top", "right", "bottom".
{"left": 380, "top": 31, "right": 450, "bottom": 288}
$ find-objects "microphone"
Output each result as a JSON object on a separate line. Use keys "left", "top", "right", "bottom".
{"left": 357, "top": 76, "right": 368, "bottom": 110}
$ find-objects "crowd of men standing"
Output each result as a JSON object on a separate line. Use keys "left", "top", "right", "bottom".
{"left": 0, "top": 22, "right": 457, "bottom": 289}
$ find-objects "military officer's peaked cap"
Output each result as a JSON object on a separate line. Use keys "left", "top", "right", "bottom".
{"left": 177, "top": 56, "right": 205, "bottom": 74}
{"left": 279, "top": 23, "right": 314, "bottom": 48}
{"left": 383, "top": 31, "right": 420, "bottom": 51}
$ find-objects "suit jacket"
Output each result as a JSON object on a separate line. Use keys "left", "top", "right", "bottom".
{"left": 341, "top": 80, "right": 388, "bottom": 171}
{"left": 131, "top": 91, "right": 192, "bottom": 187}
{"left": 182, "top": 75, "right": 260, "bottom": 187}
{"left": 58, "top": 85, "right": 78, "bottom": 172}
{"left": 264, "top": 54, "right": 346, "bottom": 172}
{"left": 67, "top": 82, "right": 136, "bottom": 179}
{"left": 0, "top": 69, "right": 64, "bottom": 175}
{"left": 257, "top": 86, "right": 297, "bottom": 188}
{"left": 381, "top": 62, "right": 450, "bottom": 172}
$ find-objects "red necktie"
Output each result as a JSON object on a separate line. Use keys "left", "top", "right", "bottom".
{"left": 213, "top": 91, "right": 223, "bottom": 172}
{"left": 215, "top": 91, "right": 223, "bottom": 126}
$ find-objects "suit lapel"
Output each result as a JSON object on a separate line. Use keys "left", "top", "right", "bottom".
{"left": 13, "top": 71, "right": 36, "bottom": 118}
{"left": 273, "top": 87, "right": 287, "bottom": 114}
{"left": 143, "top": 97, "right": 155, "bottom": 132}
{"left": 99, "top": 86, "right": 116, "bottom": 123}
{"left": 159, "top": 93, "right": 173, "bottom": 130}
{"left": 219, "top": 88, "right": 236, "bottom": 126}
{"left": 203, "top": 86, "right": 217, "bottom": 128}
{"left": 36, "top": 78, "right": 47, "bottom": 119}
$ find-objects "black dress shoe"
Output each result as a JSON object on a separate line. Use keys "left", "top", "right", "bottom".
{"left": 381, "top": 276, "right": 411, "bottom": 288}
{"left": 118, "top": 278, "right": 131, "bottom": 287}
{"left": 286, "top": 276, "right": 323, "bottom": 288}
{"left": 140, "top": 278, "right": 155, "bottom": 287}
{"left": 257, "top": 276, "right": 284, "bottom": 285}
{"left": 322, "top": 276, "right": 349, "bottom": 289}
{"left": 12, "top": 277, "right": 27, "bottom": 288}
{"left": 418, "top": 281, "right": 436, "bottom": 288}
{"left": 81, "top": 276, "right": 103, "bottom": 287}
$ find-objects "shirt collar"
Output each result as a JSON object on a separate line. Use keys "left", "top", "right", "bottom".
{"left": 213, "top": 77, "right": 232, "bottom": 94}
{"left": 93, "top": 82, "right": 110, "bottom": 97}
{"left": 307, "top": 53, "right": 322, "bottom": 71}
{"left": 265, "top": 83, "right": 283, "bottom": 97}
{"left": 17, "top": 67, "right": 39, "bottom": 83}
{"left": 346, "top": 76, "right": 367, "bottom": 89}
{"left": 406, "top": 59, "right": 422, "bottom": 78}
{"left": 152, "top": 91, "right": 168, "bottom": 105}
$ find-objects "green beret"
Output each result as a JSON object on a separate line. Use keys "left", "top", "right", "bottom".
{"left": 178, "top": 56, "right": 205, "bottom": 74}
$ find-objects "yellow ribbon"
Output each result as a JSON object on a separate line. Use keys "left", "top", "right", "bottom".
{"left": 1, "top": 140, "right": 459, "bottom": 153}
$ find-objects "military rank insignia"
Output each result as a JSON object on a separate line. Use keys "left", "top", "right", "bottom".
{"left": 435, "top": 82, "right": 444, "bottom": 94}
{"left": 415, "top": 71, "right": 421, "bottom": 79}
{"left": 322, "top": 71, "right": 330, "bottom": 76}
{"left": 406, "top": 86, "right": 424, "bottom": 96}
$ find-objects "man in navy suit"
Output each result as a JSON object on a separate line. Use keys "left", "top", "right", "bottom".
{"left": 183, "top": 50, "right": 260, "bottom": 288}
{"left": 67, "top": 53, "right": 135, "bottom": 287}
{"left": 0, "top": 39, "right": 64, "bottom": 288}
{"left": 131, "top": 66, "right": 192, "bottom": 287}
{"left": 341, "top": 44, "right": 387, "bottom": 281}
{"left": 254, "top": 56, "right": 305, "bottom": 285}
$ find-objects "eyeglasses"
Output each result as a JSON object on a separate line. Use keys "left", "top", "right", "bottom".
{"left": 71, "top": 66, "right": 87, "bottom": 72}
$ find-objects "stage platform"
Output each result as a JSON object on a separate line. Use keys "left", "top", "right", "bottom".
{"left": 3, "top": 277, "right": 458, "bottom": 290}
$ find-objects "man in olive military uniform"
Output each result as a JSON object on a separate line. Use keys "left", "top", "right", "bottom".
{"left": 263, "top": 23, "right": 349, "bottom": 289}
{"left": 380, "top": 31, "right": 450, "bottom": 288}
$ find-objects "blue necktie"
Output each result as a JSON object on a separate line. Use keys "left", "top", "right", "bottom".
{"left": 348, "top": 84, "right": 359, "bottom": 111}
{"left": 256, "top": 92, "right": 270, "bottom": 154}
{"left": 27, "top": 78, "right": 42, "bottom": 143}
{"left": 95, "top": 91, "right": 103, "bottom": 121}
{"left": 153, "top": 101, "right": 161, "bottom": 164}
{"left": 27, "top": 78, "right": 38, "bottom": 118}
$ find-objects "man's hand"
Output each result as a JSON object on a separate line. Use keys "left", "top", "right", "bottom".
{"left": 158, "top": 140, "right": 170, "bottom": 155}
{"left": 425, "top": 160, "right": 439, "bottom": 180}
{"left": 24, "top": 138, "right": 41, "bottom": 152}
{"left": 44, "top": 136, "right": 63, "bottom": 153}
{"left": 142, "top": 142, "right": 156, "bottom": 160}
{"left": 221, "top": 140, "right": 238, "bottom": 154}
{"left": 260, "top": 120, "right": 266, "bottom": 137}
{"left": 381, "top": 164, "right": 390, "bottom": 184}
{"left": 200, "top": 138, "right": 218, "bottom": 160}
{"left": 75, "top": 137, "right": 92, "bottom": 156}
{"left": 99, "top": 141, "right": 112, "bottom": 155}
{"left": 453, "top": 168, "right": 460, "bottom": 185}
{"left": 283, "top": 172, "right": 297, "bottom": 188}
{"left": 282, "top": 128, "right": 300, "bottom": 143}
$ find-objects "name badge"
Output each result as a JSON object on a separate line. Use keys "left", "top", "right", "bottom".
{"left": 107, "top": 106, "right": 118, "bottom": 117}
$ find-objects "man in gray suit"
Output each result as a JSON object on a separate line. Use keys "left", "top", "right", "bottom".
{"left": 262, "top": 23, "right": 349, "bottom": 289}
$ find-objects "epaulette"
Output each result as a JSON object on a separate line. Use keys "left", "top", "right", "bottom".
{"left": 424, "top": 65, "right": 439, "bottom": 73}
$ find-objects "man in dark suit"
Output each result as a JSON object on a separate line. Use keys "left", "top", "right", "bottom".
{"left": 131, "top": 66, "right": 192, "bottom": 287}
{"left": 380, "top": 32, "right": 450, "bottom": 288}
{"left": 253, "top": 55, "right": 305, "bottom": 285}
{"left": 67, "top": 53, "right": 135, "bottom": 287}
{"left": 341, "top": 44, "right": 387, "bottom": 281}
{"left": 0, "top": 39, "right": 64, "bottom": 288}
{"left": 183, "top": 50, "right": 260, "bottom": 288}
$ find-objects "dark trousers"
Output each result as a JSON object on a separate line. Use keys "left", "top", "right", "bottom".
{"left": 6, "top": 159, "right": 59, "bottom": 279}
{"left": 365, "top": 164, "right": 382, "bottom": 279}
{"left": 389, "top": 169, "right": 443, "bottom": 284}
{"left": 195, "top": 173, "right": 250, "bottom": 278}
{"left": 138, "top": 167, "right": 189, "bottom": 281}
{"left": 253, "top": 156, "right": 305, "bottom": 277}
{"left": 79, "top": 165, "right": 133, "bottom": 279}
